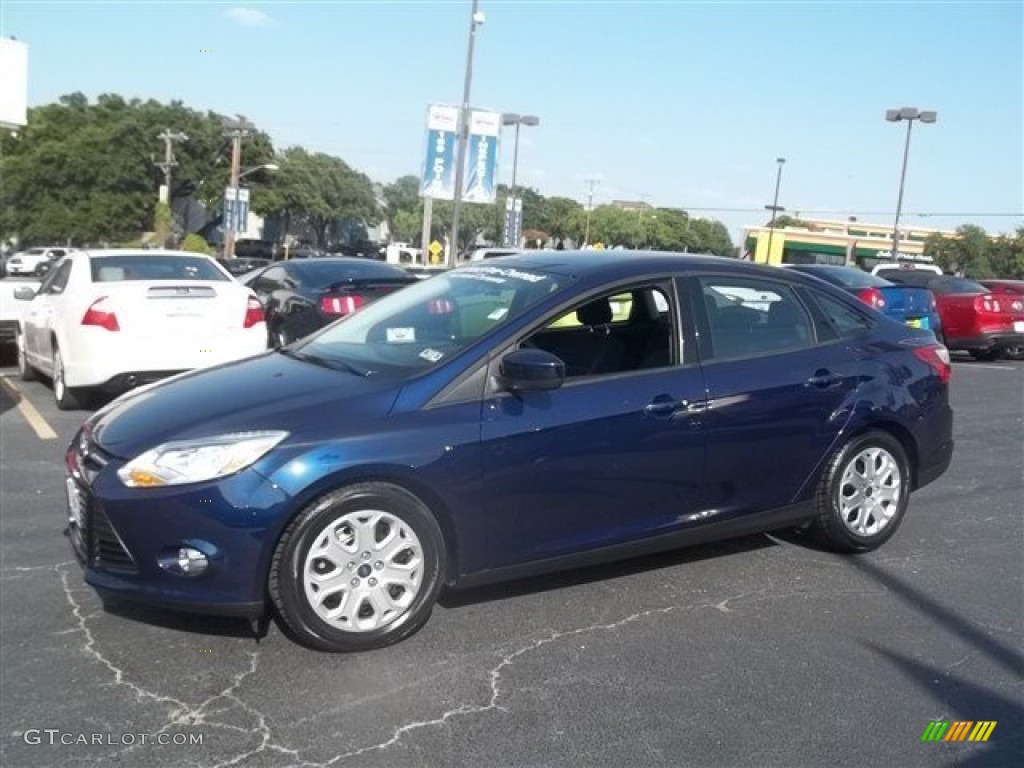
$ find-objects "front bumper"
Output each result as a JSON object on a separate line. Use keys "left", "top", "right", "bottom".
{"left": 65, "top": 432, "right": 293, "bottom": 617}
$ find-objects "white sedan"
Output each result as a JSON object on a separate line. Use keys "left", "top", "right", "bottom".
{"left": 14, "top": 249, "right": 268, "bottom": 409}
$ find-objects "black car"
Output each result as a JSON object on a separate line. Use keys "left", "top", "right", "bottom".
{"left": 243, "top": 257, "right": 418, "bottom": 346}
{"left": 217, "top": 257, "right": 272, "bottom": 277}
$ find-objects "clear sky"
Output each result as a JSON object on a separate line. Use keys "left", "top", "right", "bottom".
{"left": 2, "top": 0, "right": 1022, "bottom": 242}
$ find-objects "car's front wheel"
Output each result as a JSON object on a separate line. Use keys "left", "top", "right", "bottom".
{"left": 269, "top": 482, "right": 446, "bottom": 652}
{"left": 812, "top": 430, "right": 911, "bottom": 553}
{"left": 17, "top": 329, "right": 38, "bottom": 382}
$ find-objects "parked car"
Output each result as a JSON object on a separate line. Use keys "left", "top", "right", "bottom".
{"left": 5, "top": 246, "right": 75, "bottom": 276}
{"left": 217, "top": 257, "right": 271, "bottom": 277}
{"left": 784, "top": 264, "right": 942, "bottom": 338}
{"left": 871, "top": 262, "right": 943, "bottom": 279}
{"left": 882, "top": 272, "right": 1024, "bottom": 360}
{"left": 978, "top": 279, "right": 1024, "bottom": 358}
{"left": 15, "top": 249, "right": 267, "bottom": 409}
{"left": 64, "top": 251, "right": 953, "bottom": 652}
{"left": 0, "top": 276, "right": 42, "bottom": 348}
{"left": 242, "top": 257, "right": 418, "bottom": 347}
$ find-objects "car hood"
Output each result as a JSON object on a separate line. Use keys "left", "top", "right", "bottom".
{"left": 89, "top": 351, "right": 402, "bottom": 459}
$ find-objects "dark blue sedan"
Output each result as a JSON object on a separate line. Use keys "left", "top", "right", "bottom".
{"left": 65, "top": 252, "right": 954, "bottom": 652}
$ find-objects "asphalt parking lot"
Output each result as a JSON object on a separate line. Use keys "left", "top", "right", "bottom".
{"left": 1, "top": 350, "right": 1021, "bottom": 768}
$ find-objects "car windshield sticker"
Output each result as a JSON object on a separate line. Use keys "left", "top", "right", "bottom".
{"left": 487, "top": 307, "right": 509, "bottom": 320}
{"left": 450, "top": 266, "right": 548, "bottom": 285}
{"left": 419, "top": 348, "right": 444, "bottom": 363}
{"left": 386, "top": 327, "right": 416, "bottom": 343}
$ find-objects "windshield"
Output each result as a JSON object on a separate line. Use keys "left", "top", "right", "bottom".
{"left": 296, "top": 264, "right": 565, "bottom": 376}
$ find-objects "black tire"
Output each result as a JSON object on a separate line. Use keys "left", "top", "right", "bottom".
{"left": 52, "top": 346, "right": 89, "bottom": 410}
{"left": 269, "top": 482, "right": 446, "bottom": 652}
{"left": 17, "top": 329, "right": 39, "bottom": 382}
{"left": 812, "top": 430, "right": 911, "bottom": 554}
{"left": 968, "top": 349, "right": 1000, "bottom": 362}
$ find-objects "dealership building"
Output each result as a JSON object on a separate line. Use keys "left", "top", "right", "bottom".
{"left": 743, "top": 218, "right": 954, "bottom": 270}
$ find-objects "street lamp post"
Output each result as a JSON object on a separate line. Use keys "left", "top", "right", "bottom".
{"left": 885, "top": 107, "right": 937, "bottom": 262}
{"left": 225, "top": 163, "right": 277, "bottom": 257}
{"left": 449, "top": 0, "right": 485, "bottom": 267}
{"left": 763, "top": 157, "right": 786, "bottom": 263}
{"left": 501, "top": 113, "right": 539, "bottom": 247}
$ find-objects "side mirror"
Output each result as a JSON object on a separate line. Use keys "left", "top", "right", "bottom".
{"left": 13, "top": 286, "right": 37, "bottom": 301}
{"left": 499, "top": 348, "right": 565, "bottom": 391}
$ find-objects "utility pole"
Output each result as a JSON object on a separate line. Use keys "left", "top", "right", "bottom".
{"left": 222, "top": 115, "right": 253, "bottom": 258}
{"left": 154, "top": 130, "right": 187, "bottom": 247}
{"left": 763, "top": 157, "right": 786, "bottom": 264}
{"left": 583, "top": 177, "right": 600, "bottom": 247}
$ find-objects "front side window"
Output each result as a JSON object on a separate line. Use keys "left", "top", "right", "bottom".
{"left": 298, "top": 265, "right": 566, "bottom": 376}
{"left": 699, "top": 276, "right": 813, "bottom": 359}
{"left": 39, "top": 260, "right": 72, "bottom": 295}
{"left": 524, "top": 283, "right": 677, "bottom": 378}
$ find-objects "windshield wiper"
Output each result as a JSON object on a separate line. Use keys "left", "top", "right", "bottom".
{"left": 278, "top": 347, "right": 370, "bottom": 376}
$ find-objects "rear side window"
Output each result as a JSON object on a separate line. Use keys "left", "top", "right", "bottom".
{"left": 292, "top": 260, "right": 413, "bottom": 288}
{"left": 807, "top": 290, "right": 874, "bottom": 338}
{"left": 91, "top": 255, "right": 228, "bottom": 282}
{"left": 699, "top": 276, "right": 814, "bottom": 359}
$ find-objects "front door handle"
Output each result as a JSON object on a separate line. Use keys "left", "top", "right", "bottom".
{"left": 806, "top": 369, "right": 841, "bottom": 388}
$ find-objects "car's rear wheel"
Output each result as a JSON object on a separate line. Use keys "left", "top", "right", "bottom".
{"left": 17, "top": 329, "right": 39, "bottom": 382}
{"left": 969, "top": 349, "right": 1000, "bottom": 362}
{"left": 812, "top": 430, "right": 910, "bottom": 553}
{"left": 269, "top": 482, "right": 446, "bottom": 652}
{"left": 52, "top": 346, "right": 89, "bottom": 410}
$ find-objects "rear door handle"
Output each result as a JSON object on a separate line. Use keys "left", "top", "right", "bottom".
{"left": 806, "top": 369, "right": 841, "bottom": 388}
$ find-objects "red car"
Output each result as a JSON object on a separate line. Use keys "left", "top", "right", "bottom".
{"left": 884, "top": 273, "right": 1024, "bottom": 360}
{"left": 979, "top": 279, "right": 1024, "bottom": 358}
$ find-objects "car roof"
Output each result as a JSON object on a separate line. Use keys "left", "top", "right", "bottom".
{"left": 76, "top": 249, "right": 217, "bottom": 259}
{"left": 475, "top": 249, "right": 796, "bottom": 283}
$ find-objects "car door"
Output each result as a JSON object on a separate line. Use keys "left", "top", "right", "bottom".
{"left": 24, "top": 259, "right": 73, "bottom": 371}
{"left": 684, "top": 273, "right": 861, "bottom": 517}
{"left": 480, "top": 280, "right": 708, "bottom": 569}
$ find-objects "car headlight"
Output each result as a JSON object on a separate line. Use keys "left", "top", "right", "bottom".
{"left": 117, "top": 431, "right": 289, "bottom": 488}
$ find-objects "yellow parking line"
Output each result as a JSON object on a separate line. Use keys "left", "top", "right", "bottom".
{"left": 0, "top": 377, "right": 58, "bottom": 440}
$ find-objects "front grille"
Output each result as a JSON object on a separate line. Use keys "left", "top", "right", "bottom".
{"left": 90, "top": 506, "right": 137, "bottom": 573}
{"left": 68, "top": 434, "right": 138, "bottom": 574}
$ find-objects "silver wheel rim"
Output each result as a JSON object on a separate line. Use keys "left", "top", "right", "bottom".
{"left": 302, "top": 509, "right": 424, "bottom": 633}
{"left": 838, "top": 446, "right": 902, "bottom": 537}
{"left": 17, "top": 334, "right": 27, "bottom": 374}
{"left": 53, "top": 351, "right": 65, "bottom": 400}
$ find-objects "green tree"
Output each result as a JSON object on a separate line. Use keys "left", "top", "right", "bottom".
{"left": 986, "top": 228, "right": 1024, "bottom": 279}
{"left": 180, "top": 233, "right": 210, "bottom": 253}
{"left": 382, "top": 175, "right": 423, "bottom": 242}
{"left": 0, "top": 92, "right": 276, "bottom": 245}
{"left": 925, "top": 225, "right": 994, "bottom": 276}
{"left": 260, "top": 147, "right": 379, "bottom": 248}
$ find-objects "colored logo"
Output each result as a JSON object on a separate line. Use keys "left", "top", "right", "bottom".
{"left": 921, "top": 721, "right": 997, "bottom": 742}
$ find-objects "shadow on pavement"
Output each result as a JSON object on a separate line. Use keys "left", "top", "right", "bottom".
{"left": 0, "top": 378, "right": 20, "bottom": 416}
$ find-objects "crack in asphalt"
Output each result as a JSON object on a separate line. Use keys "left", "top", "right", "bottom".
{"left": 281, "top": 586, "right": 885, "bottom": 767}
{"left": 55, "top": 564, "right": 302, "bottom": 768}
{"left": 1, "top": 559, "right": 76, "bottom": 579}
{"left": 50, "top": 557, "right": 890, "bottom": 768}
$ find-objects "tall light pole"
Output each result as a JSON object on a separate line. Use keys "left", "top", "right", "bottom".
{"left": 763, "top": 157, "right": 786, "bottom": 263}
{"left": 448, "top": 0, "right": 485, "bottom": 267}
{"left": 583, "top": 176, "right": 600, "bottom": 246}
{"left": 501, "top": 112, "right": 539, "bottom": 247}
{"left": 886, "top": 107, "right": 937, "bottom": 262}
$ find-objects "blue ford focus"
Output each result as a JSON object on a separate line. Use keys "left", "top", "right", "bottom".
{"left": 65, "top": 252, "right": 954, "bottom": 652}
